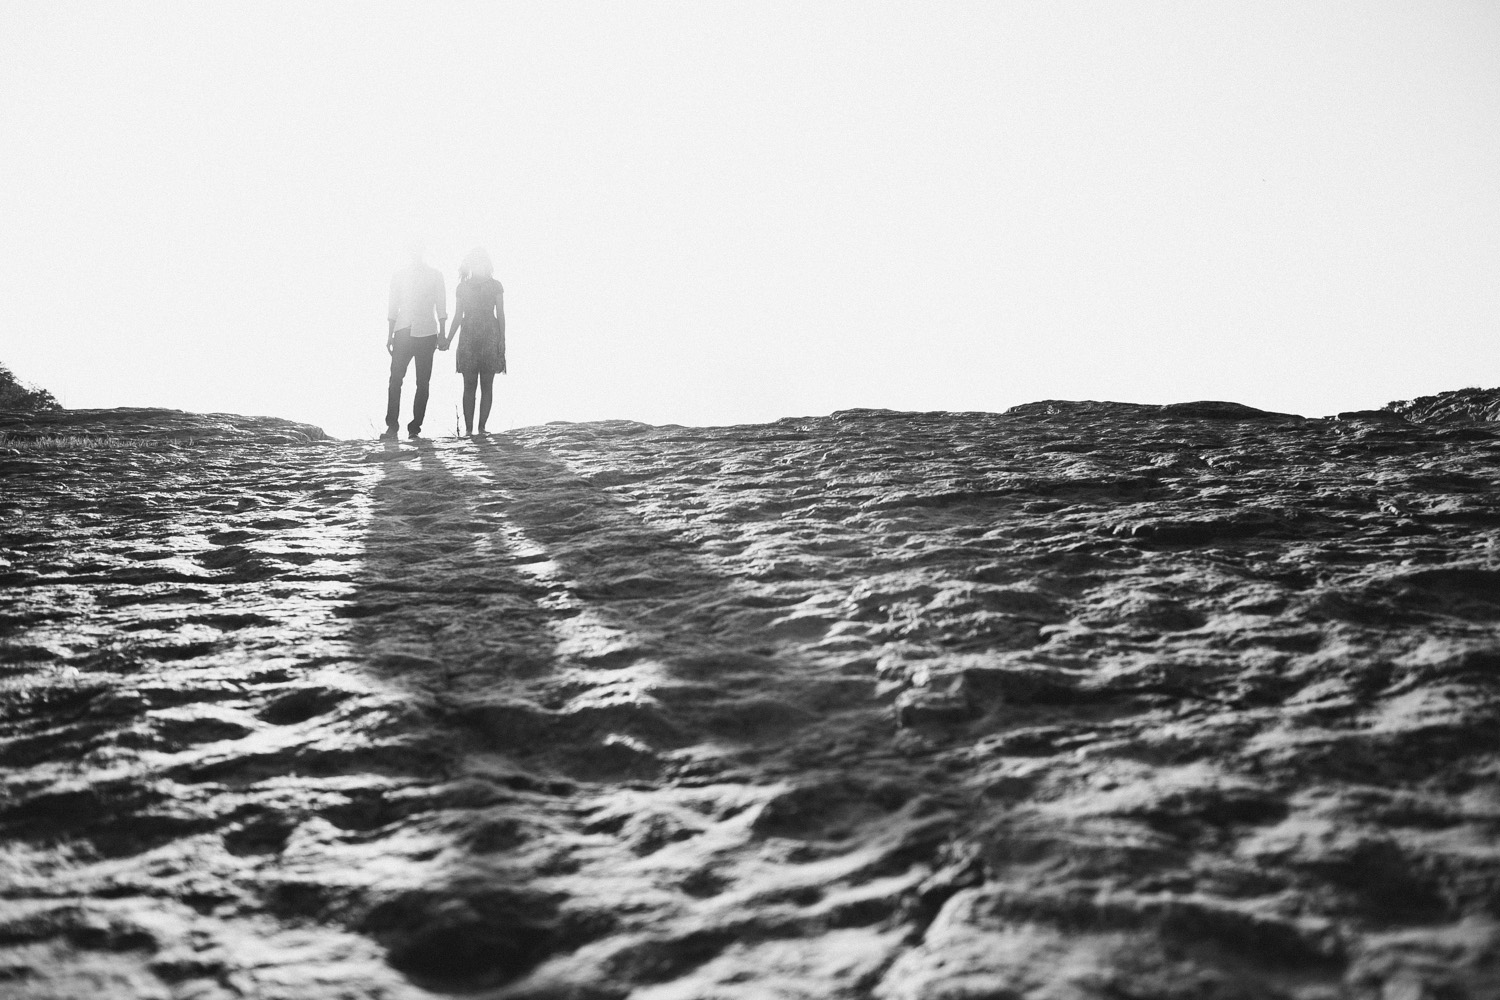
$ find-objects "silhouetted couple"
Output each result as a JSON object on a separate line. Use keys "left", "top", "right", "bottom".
{"left": 383, "top": 245, "right": 506, "bottom": 440}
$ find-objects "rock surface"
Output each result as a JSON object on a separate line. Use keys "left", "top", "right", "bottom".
{"left": 4, "top": 395, "right": 1500, "bottom": 999}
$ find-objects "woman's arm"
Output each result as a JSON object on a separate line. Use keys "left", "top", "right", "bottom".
{"left": 445, "top": 301, "right": 462, "bottom": 347}
{"left": 495, "top": 284, "right": 506, "bottom": 372}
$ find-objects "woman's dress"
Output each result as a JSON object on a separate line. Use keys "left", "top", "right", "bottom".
{"left": 454, "top": 277, "right": 506, "bottom": 375}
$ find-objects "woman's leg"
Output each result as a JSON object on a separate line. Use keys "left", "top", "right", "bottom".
{"left": 461, "top": 372, "right": 478, "bottom": 436}
{"left": 478, "top": 373, "right": 495, "bottom": 432}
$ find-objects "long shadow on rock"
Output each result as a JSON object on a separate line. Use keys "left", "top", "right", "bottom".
{"left": 351, "top": 437, "right": 816, "bottom": 779}
{"left": 339, "top": 435, "right": 847, "bottom": 992}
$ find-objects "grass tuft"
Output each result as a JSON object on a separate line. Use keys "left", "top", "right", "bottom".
{"left": 0, "top": 433, "right": 205, "bottom": 453}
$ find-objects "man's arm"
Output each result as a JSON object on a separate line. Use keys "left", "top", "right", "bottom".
{"left": 387, "top": 276, "right": 399, "bottom": 355}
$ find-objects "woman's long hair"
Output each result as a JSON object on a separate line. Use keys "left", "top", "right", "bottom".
{"left": 460, "top": 247, "right": 493, "bottom": 281}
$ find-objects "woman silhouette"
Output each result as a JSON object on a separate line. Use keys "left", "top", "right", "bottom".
{"left": 447, "top": 247, "right": 506, "bottom": 437}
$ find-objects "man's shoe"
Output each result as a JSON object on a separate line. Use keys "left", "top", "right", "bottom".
{"left": 378, "top": 428, "right": 398, "bottom": 442}
{"left": 407, "top": 429, "right": 421, "bottom": 440}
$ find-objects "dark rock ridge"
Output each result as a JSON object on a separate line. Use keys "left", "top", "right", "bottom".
{"left": 1383, "top": 387, "right": 1500, "bottom": 427}
{"left": 4, "top": 391, "right": 1500, "bottom": 999}
{"left": 0, "top": 407, "right": 328, "bottom": 446}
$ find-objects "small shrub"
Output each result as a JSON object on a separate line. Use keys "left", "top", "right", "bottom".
{"left": 0, "top": 364, "right": 61, "bottom": 412}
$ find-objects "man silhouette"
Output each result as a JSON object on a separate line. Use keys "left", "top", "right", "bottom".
{"left": 383, "top": 244, "right": 448, "bottom": 440}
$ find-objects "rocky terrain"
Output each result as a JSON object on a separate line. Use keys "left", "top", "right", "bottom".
{"left": 4, "top": 393, "right": 1500, "bottom": 999}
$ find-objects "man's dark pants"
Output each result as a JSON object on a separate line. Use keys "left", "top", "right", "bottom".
{"left": 386, "top": 329, "right": 438, "bottom": 434}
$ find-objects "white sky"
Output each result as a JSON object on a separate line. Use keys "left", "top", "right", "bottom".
{"left": 3, "top": 2, "right": 1499, "bottom": 438}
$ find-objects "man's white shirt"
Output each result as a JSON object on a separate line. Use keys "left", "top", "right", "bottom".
{"left": 388, "top": 263, "right": 448, "bottom": 338}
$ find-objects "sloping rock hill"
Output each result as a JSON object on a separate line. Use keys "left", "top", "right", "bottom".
{"left": 4, "top": 394, "right": 1500, "bottom": 1000}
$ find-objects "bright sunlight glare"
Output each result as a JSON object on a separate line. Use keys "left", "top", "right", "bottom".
{"left": 3, "top": 2, "right": 1499, "bottom": 438}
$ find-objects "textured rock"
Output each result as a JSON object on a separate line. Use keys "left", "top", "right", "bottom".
{"left": 1385, "top": 387, "right": 1500, "bottom": 426}
{"left": 4, "top": 394, "right": 1500, "bottom": 998}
